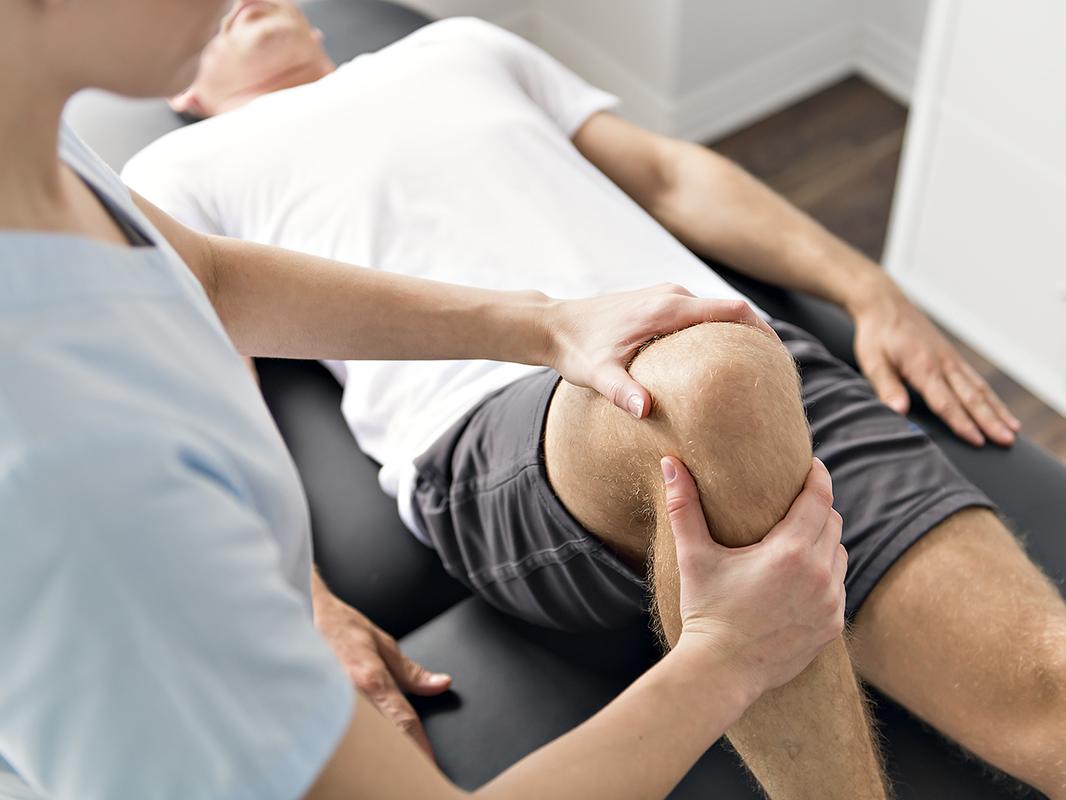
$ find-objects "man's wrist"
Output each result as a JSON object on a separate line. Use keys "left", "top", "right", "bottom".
{"left": 837, "top": 264, "right": 901, "bottom": 318}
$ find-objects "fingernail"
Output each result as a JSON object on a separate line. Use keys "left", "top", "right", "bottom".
{"left": 429, "top": 673, "right": 451, "bottom": 684}
{"left": 661, "top": 458, "right": 677, "bottom": 483}
{"left": 627, "top": 395, "right": 644, "bottom": 418}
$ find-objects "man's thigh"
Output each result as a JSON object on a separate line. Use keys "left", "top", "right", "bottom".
{"left": 774, "top": 320, "right": 995, "bottom": 616}
{"left": 410, "top": 368, "right": 646, "bottom": 632}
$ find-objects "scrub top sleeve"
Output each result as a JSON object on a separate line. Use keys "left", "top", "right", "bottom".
{"left": 0, "top": 430, "right": 353, "bottom": 800}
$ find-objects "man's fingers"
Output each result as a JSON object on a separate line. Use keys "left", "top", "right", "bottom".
{"left": 863, "top": 350, "right": 909, "bottom": 414}
{"left": 944, "top": 367, "right": 1014, "bottom": 445}
{"left": 380, "top": 694, "right": 436, "bottom": 758}
{"left": 355, "top": 660, "right": 437, "bottom": 758}
{"left": 661, "top": 456, "right": 722, "bottom": 565}
{"left": 763, "top": 458, "right": 833, "bottom": 547}
{"left": 917, "top": 372, "right": 984, "bottom": 446}
{"left": 373, "top": 628, "right": 452, "bottom": 696}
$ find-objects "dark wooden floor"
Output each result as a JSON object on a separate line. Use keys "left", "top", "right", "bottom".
{"left": 711, "top": 75, "right": 1066, "bottom": 463}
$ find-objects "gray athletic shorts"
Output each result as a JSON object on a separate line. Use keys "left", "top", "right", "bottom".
{"left": 411, "top": 320, "right": 995, "bottom": 631}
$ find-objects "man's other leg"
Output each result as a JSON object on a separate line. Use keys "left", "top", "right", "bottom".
{"left": 545, "top": 322, "right": 888, "bottom": 799}
{"left": 852, "top": 508, "right": 1066, "bottom": 798}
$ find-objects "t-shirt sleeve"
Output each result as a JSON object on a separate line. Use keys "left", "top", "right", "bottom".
{"left": 437, "top": 18, "right": 620, "bottom": 137}
{"left": 0, "top": 431, "right": 353, "bottom": 800}
{"left": 123, "top": 142, "right": 223, "bottom": 235}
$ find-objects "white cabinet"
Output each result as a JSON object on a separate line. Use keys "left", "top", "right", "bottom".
{"left": 885, "top": 0, "right": 1066, "bottom": 415}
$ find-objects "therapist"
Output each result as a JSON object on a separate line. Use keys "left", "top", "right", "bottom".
{"left": 0, "top": 1, "right": 847, "bottom": 798}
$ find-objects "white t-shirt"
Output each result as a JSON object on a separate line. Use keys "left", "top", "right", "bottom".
{"left": 123, "top": 17, "right": 759, "bottom": 541}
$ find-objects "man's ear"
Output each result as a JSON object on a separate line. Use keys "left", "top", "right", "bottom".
{"left": 169, "top": 88, "right": 207, "bottom": 119}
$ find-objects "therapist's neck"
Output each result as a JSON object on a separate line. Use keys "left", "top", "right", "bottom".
{"left": 0, "top": 62, "right": 70, "bottom": 230}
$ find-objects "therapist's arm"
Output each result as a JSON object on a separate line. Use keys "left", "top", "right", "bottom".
{"left": 571, "top": 112, "right": 1020, "bottom": 444}
{"left": 307, "top": 458, "right": 847, "bottom": 799}
{"left": 131, "top": 190, "right": 771, "bottom": 420}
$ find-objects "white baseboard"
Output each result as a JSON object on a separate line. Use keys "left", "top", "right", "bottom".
{"left": 672, "top": 22, "right": 858, "bottom": 143}
{"left": 855, "top": 22, "right": 921, "bottom": 105}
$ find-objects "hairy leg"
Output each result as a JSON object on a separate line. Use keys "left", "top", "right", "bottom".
{"left": 852, "top": 509, "right": 1066, "bottom": 798}
{"left": 546, "top": 322, "right": 887, "bottom": 799}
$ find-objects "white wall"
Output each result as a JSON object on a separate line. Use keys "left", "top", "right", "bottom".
{"left": 398, "top": 0, "right": 534, "bottom": 36}
{"left": 885, "top": 0, "right": 1066, "bottom": 416}
{"left": 858, "top": 0, "right": 930, "bottom": 102}
{"left": 396, "top": 0, "right": 929, "bottom": 140}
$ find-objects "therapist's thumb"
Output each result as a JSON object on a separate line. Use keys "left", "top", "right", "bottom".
{"left": 600, "top": 367, "right": 651, "bottom": 420}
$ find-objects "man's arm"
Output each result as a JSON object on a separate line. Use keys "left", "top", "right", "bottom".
{"left": 131, "top": 189, "right": 772, "bottom": 420}
{"left": 573, "top": 112, "right": 1021, "bottom": 446}
{"left": 310, "top": 569, "right": 451, "bottom": 759}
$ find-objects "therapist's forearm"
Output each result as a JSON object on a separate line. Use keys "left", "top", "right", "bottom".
{"left": 206, "top": 236, "right": 550, "bottom": 364}
{"left": 321, "top": 637, "right": 757, "bottom": 799}
{"left": 475, "top": 640, "right": 754, "bottom": 799}
{"left": 654, "top": 142, "right": 894, "bottom": 315}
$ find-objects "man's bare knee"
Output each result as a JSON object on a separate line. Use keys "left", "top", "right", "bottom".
{"left": 630, "top": 321, "right": 812, "bottom": 548}
{"left": 546, "top": 320, "right": 812, "bottom": 556}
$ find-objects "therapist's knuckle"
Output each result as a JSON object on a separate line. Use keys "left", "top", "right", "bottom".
{"left": 661, "top": 282, "right": 687, "bottom": 296}
{"left": 721, "top": 299, "right": 750, "bottom": 318}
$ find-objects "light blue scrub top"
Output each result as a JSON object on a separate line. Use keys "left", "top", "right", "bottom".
{"left": 0, "top": 125, "right": 353, "bottom": 800}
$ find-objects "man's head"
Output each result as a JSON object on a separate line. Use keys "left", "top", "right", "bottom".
{"left": 171, "top": 0, "right": 335, "bottom": 119}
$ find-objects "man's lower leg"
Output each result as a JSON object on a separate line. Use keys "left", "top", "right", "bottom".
{"left": 546, "top": 322, "right": 889, "bottom": 799}
{"left": 852, "top": 509, "right": 1066, "bottom": 798}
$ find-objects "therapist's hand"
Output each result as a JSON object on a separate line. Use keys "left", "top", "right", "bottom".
{"left": 545, "top": 285, "right": 775, "bottom": 419}
{"left": 311, "top": 572, "right": 451, "bottom": 758}
{"left": 664, "top": 456, "right": 846, "bottom": 696}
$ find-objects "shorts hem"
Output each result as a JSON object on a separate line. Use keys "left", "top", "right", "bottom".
{"left": 845, "top": 490, "right": 996, "bottom": 615}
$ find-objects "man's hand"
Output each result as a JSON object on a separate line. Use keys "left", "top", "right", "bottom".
{"left": 311, "top": 572, "right": 451, "bottom": 758}
{"left": 545, "top": 284, "right": 776, "bottom": 419}
{"left": 850, "top": 277, "right": 1020, "bottom": 447}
